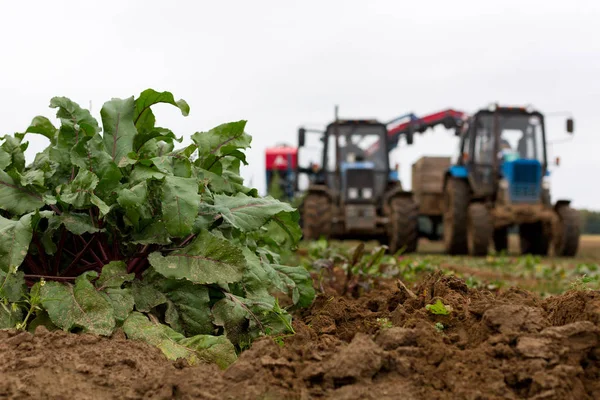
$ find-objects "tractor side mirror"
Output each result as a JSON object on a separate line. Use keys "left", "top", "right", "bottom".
{"left": 406, "top": 131, "right": 414, "bottom": 145}
{"left": 298, "top": 128, "right": 306, "bottom": 147}
{"left": 566, "top": 118, "right": 574, "bottom": 134}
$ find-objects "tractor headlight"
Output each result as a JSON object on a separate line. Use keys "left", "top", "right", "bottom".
{"left": 363, "top": 188, "right": 373, "bottom": 199}
{"left": 499, "top": 179, "right": 509, "bottom": 189}
{"left": 542, "top": 179, "right": 550, "bottom": 190}
{"left": 348, "top": 188, "right": 358, "bottom": 199}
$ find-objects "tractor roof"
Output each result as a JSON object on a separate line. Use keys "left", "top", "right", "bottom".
{"left": 325, "top": 119, "right": 386, "bottom": 130}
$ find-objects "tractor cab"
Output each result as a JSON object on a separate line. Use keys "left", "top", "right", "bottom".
{"left": 321, "top": 119, "right": 398, "bottom": 203}
{"left": 456, "top": 106, "right": 552, "bottom": 203}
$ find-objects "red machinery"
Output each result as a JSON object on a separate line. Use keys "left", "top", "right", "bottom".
{"left": 387, "top": 109, "right": 467, "bottom": 147}
{"left": 265, "top": 144, "right": 297, "bottom": 200}
{"left": 367, "top": 109, "right": 468, "bottom": 155}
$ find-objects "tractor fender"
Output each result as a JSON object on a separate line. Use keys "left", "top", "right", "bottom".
{"left": 383, "top": 185, "right": 413, "bottom": 207}
{"left": 443, "top": 170, "right": 469, "bottom": 193}
{"left": 302, "top": 185, "right": 336, "bottom": 206}
{"left": 447, "top": 165, "right": 468, "bottom": 179}
{"left": 554, "top": 199, "right": 571, "bottom": 210}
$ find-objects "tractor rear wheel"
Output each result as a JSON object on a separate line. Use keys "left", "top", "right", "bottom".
{"left": 493, "top": 227, "right": 509, "bottom": 254}
{"left": 467, "top": 203, "right": 492, "bottom": 256}
{"left": 387, "top": 196, "right": 419, "bottom": 254}
{"left": 553, "top": 205, "right": 580, "bottom": 257}
{"left": 443, "top": 178, "right": 469, "bottom": 255}
{"left": 519, "top": 222, "right": 550, "bottom": 256}
{"left": 302, "top": 193, "right": 332, "bottom": 240}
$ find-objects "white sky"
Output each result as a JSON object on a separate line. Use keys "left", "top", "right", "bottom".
{"left": 1, "top": 0, "right": 599, "bottom": 208}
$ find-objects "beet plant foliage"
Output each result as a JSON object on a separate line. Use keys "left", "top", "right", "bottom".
{"left": 0, "top": 89, "right": 314, "bottom": 368}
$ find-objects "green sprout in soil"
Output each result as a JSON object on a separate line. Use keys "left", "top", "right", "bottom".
{"left": 376, "top": 317, "right": 393, "bottom": 329}
{"left": 425, "top": 299, "right": 451, "bottom": 315}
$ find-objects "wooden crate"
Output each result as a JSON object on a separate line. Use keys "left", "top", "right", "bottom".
{"left": 412, "top": 156, "right": 451, "bottom": 216}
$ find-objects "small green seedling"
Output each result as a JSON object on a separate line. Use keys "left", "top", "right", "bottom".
{"left": 425, "top": 299, "right": 451, "bottom": 315}
{"left": 376, "top": 317, "right": 393, "bottom": 329}
{"left": 434, "top": 322, "right": 445, "bottom": 332}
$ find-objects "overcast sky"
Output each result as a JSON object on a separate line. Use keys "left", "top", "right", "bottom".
{"left": 1, "top": 0, "right": 599, "bottom": 208}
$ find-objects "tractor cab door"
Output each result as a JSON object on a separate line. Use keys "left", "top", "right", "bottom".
{"left": 465, "top": 115, "right": 496, "bottom": 197}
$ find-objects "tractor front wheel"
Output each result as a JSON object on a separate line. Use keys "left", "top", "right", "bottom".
{"left": 493, "top": 227, "right": 509, "bottom": 254}
{"left": 387, "top": 196, "right": 419, "bottom": 254}
{"left": 553, "top": 205, "right": 580, "bottom": 257}
{"left": 302, "top": 193, "right": 332, "bottom": 240}
{"left": 467, "top": 203, "right": 492, "bottom": 256}
{"left": 519, "top": 222, "right": 550, "bottom": 256}
{"left": 443, "top": 178, "right": 470, "bottom": 255}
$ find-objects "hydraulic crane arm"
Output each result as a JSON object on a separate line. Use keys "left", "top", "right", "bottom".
{"left": 387, "top": 109, "right": 467, "bottom": 149}
{"left": 365, "top": 109, "right": 468, "bottom": 156}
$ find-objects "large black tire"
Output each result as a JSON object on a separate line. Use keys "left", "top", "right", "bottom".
{"left": 443, "top": 178, "right": 470, "bottom": 255}
{"left": 553, "top": 206, "right": 580, "bottom": 257}
{"left": 519, "top": 222, "right": 550, "bottom": 256}
{"left": 302, "top": 194, "right": 332, "bottom": 240}
{"left": 387, "top": 196, "right": 419, "bottom": 254}
{"left": 493, "top": 227, "right": 509, "bottom": 254}
{"left": 466, "top": 203, "right": 492, "bottom": 256}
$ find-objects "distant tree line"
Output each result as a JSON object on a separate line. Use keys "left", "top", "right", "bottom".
{"left": 578, "top": 209, "right": 600, "bottom": 234}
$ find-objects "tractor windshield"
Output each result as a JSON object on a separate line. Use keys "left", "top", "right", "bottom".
{"left": 475, "top": 113, "right": 546, "bottom": 165}
{"left": 324, "top": 124, "right": 388, "bottom": 172}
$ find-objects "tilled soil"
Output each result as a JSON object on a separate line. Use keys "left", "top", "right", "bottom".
{"left": 2, "top": 271, "right": 600, "bottom": 399}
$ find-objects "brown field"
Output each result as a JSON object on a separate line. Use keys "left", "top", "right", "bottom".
{"left": 2, "top": 236, "right": 599, "bottom": 399}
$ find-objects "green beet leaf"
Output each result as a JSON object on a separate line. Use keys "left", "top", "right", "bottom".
{"left": 58, "top": 169, "right": 99, "bottom": 208}
{"left": 0, "top": 148, "right": 11, "bottom": 171}
{"left": 265, "top": 210, "right": 303, "bottom": 247}
{"left": 0, "top": 170, "right": 45, "bottom": 214}
{"left": 58, "top": 212, "right": 101, "bottom": 235}
{"left": 0, "top": 302, "right": 23, "bottom": 329}
{"left": 24, "top": 116, "right": 58, "bottom": 144}
{"left": 2, "top": 136, "right": 27, "bottom": 173}
{"left": 0, "top": 269, "right": 26, "bottom": 303}
{"left": 161, "top": 176, "right": 201, "bottom": 237}
{"left": 192, "top": 120, "right": 251, "bottom": 158}
{"left": 148, "top": 229, "right": 246, "bottom": 285}
{"left": 95, "top": 262, "right": 135, "bottom": 323}
{"left": 271, "top": 264, "right": 315, "bottom": 308}
{"left": 134, "top": 89, "right": 190, "bottom": 136}
{"left": 159, "top": 279, "right": 213, "bottom": 336}
{"left": 132, "top": 279, "right": 168, "bottom": 313}
{"left": 211, "top": 193, "right": 295, "bottom": 232}
{"left": 0, "top": 213, "right": 33, "bottom": 273}
{"left": 71, "top": 135, "right": 122, "bottom": 195}
{"left": 40, "top": 272, "right": 116, "bottom": 336}
{"left": 101, "top": 96, "right": 138, "bottom": 166}
{"left": 123, "top": 312, "right": 237, "bottom": 369}
{"left": 50, "top": 96, "right": 100, "bottom": 138}
{"left": 132, "top": 268, "right": 213, "bottom": 336}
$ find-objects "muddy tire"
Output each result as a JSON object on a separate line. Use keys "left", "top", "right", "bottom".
{"left": 387, "top": 196, "right": 419, "bottom": 254}
{"left": 302, "top": 194, "right": 332, "bottom": 240}
{"left": 466, "top": 203, "right": 492, "bottom": 256}
{"left": 493, "top": 227, "right": 508, "bottom": 253}
{"left": 553, "top": 206, "right": 580, "bottom": 257}
{"left": 519, "top": 222, "right": 550, "bottom": 256}
{"left": 443, "top": 178, "right": 470, "bottom": 255}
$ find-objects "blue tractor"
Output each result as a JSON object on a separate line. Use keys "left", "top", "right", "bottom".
{"left": 442, "top": 104, "right": 579, "bottom": 256}
{"left": 297, "top": 116, "right": 419, "bottom": 254}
